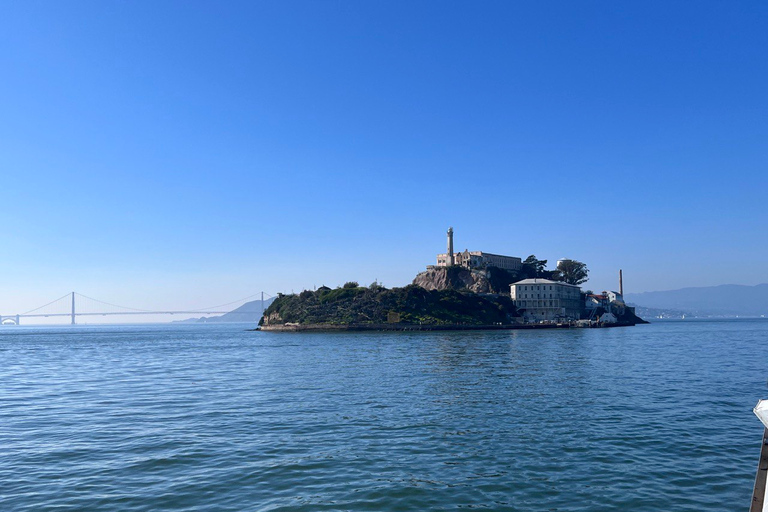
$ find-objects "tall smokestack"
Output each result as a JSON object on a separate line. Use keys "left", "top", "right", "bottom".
{"left": 447, "top": 227, "right": 454, "bottom": 266}
{"left": 619, "top": 269, "right": 624, "bottom": 296}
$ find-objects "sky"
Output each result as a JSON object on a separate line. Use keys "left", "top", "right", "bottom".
{"left": 0, "top": 1, "right": 766, "bottom": 322}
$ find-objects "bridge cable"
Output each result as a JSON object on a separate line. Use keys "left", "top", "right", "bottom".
{"left": 20, "top": 293, "right": 73, "bottom": 315}
{"left": 19, "top": 291, "right": 276, "bottom": 317}
{"left": 198, "top": 292, "right": 275, "bottom": 311}
{"left": 74, "top": 293, "right": 156, "bottom": 313}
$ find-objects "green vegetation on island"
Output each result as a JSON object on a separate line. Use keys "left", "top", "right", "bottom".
{"left": 259, "top": 252, "right": 646, "bottom": 329}
{"left": 411, "top": 256, "right": 590, "bottom": 294}
{"left": 260, "top": 282, "right": 518, "bottom": 328}
{"left": 522, "top": 255, "right": 589, "bottom": 285}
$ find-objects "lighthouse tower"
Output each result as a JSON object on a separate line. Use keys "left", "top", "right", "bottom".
{"left": 447, "top": 227, "right": 455, "bottom": 266}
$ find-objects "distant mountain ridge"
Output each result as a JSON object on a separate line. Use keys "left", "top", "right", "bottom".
{"left": 178, "top": 297, "right": 276, "bottom": 323}
{"left": 625, "top": 284, "right": 768, "bottom": 317}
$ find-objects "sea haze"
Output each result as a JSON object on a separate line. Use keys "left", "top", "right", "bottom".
{"left": 626, "top": 284, "right": 768, "bottom": 317}
{"left": 176, "top": 297, "right": 277, "bottom": 324}
{"left": 1, "top": 320, "right": 766, "bottom": 511}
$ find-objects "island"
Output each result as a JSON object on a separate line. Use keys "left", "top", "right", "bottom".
{"left": 259, "top": 228, "right": 647, "bottom": 332}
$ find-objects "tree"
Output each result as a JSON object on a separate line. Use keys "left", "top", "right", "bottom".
{"left": 552, "top": 259, "right": 589, "bottom": 285}
{"left": 343, "top": 281, "right": 359, "bottom": 289}
{"left": 522, "top": 255, "right": 548, "bottom": 278}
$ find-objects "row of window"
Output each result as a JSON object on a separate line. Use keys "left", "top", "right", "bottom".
{"left": 516, "top": 285, "right": 577, "bottom": 296}
{"left": 516, "top": 301, "right": 582, "bottom": 308}
{"left": 514, "top": 293, "right": 577, "bottom": 299}
{"left": 517, "top": 300, "right": 562, "bottom": 308}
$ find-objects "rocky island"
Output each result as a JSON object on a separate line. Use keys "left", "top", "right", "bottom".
{"left": 259, "top": 228, "right": 647, "bottom": 331}
{"left": 260, "top": 282, "right": 519, "bottom": 331}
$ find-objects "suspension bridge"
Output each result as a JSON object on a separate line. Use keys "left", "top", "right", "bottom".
{"left": 0, "top": 292, "right": 275, "bottom": 325}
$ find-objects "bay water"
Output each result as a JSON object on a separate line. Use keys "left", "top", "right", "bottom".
{"left": 2, "top": 319, "right": 767, "bottom": 511}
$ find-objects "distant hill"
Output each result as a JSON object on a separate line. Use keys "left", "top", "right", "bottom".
{"left": 625, "top": 284, "right": 768, "bottom": 317}
{"left": 178, "top": 297, "right": 276, "bottom": 323}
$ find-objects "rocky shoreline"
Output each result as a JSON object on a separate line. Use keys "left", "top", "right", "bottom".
{"left": 259, "top": 321, "right": 640, "bottom": 332}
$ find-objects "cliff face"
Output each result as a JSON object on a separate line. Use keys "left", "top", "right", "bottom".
{"left": 412, "top": 266, "right": 523, "bottom": 295}
{"left": 412, "top": 266, "right": 486, "bottom": 292}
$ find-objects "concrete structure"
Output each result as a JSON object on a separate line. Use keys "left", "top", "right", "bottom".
{"left": 586, "top": 291, "right": 624, "bottom": 309}
{"left": 510, "top": 278, "right": 582, "bottom": 322}
{"left": 585, "top": 294, "right": 604, "bottom": 310}
{"left": 437, "top": 250, "right": 522, "bottom": 270}
{"left": 619, "top": 269, "right": 624, "bottom": 296}
{"left": 0, "top": 315, "right": 20, "bottom": 325}
{"left": 598, "top": 312, "right": 618, "bottom": 324}
{"left": 584, "top": 290, "right": 634, "bottom": 321}
{"left": 436, "top": 228, "right": 522, "bottom": 271}
{"left": 585, "top": 292, "right": 608, "bottom": 310}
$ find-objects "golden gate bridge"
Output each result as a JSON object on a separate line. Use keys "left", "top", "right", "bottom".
{"left": 0, "top": 291, "right": 275, "bottom": 325}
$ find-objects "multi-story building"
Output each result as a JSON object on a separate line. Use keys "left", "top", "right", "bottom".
{"left": 435, "top": 228, "right": 522, "bottom": 271}
{"left": 436, "top": 250, "right": 522, "bottom": 271}
{"left": 510, "top": 278, "right": 582, "bottom": 322}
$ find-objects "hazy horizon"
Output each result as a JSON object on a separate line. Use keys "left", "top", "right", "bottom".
{"left": 2, "top": 1, "right": 766, "bottom": 322}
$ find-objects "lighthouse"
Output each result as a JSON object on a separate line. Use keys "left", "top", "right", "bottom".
{"left": 447, "top": 227, "right": 455, "bottom": 266}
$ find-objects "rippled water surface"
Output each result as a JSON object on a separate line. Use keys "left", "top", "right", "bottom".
{"left": 2, "top": 320, "right": 767, "bottom": 511}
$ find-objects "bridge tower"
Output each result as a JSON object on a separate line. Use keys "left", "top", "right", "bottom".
{"left": 71, "top": 292, "right": 75, "bottom": 325}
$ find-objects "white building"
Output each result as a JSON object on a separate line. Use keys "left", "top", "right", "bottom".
{"left": 510, "top": 278, "right": 582, "bottom": 322}
{"left": 583, "top": 291, "right": 629, "bottom": 321}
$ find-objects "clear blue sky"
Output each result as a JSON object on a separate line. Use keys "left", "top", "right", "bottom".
{"left": 1, "top": 1, "right": 766, "bottom": 319}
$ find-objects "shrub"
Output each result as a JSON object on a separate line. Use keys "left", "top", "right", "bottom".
{"left": 261, "top": 282, "right": 518, "bottom": 326}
